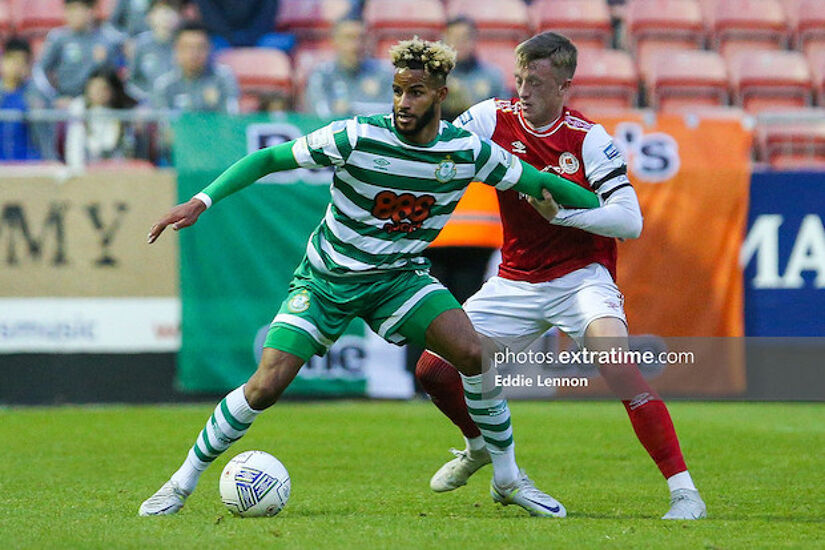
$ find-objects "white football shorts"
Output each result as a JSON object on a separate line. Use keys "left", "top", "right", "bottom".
{"left": 464, "top": 262, "right": 627, "bottom": 350}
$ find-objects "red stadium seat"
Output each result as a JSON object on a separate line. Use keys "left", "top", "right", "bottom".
{"left": 647, "top": 50, "right": 728, "bottom": 112}
{"left": 569, "top": 48, "right": 638, "bottom": 112}
{"left": 710, "top": 0, "right": 789, "bottom": 57}
{"left": 95, "top": 0, "right": 116, "bottom": 21}
{"left": 0, "top": 1, "right": 12, "bottom": 38}
{"left": 292, "top": 45, "right": 337, "bottom": 110}
{"left": 728, "top": 50, "right": 812, "bottom": 114}
{"left": 808, "top": 48, "right": 825, "bottom": 105}
{"left": 216, "top": 48, "right": 291, "bottom": 95}
{"left": 532, "top": 0, "right": 613, "bottom": 49}
{"left": 475, "top": 45, "right": 518, "bottom": 95}
{"left": 796, "top": 0, "right": 825, "bottom": 55}
{"left": 756, "top": 115, "right": 825, "bottom": 168}
{"left": 364, "top": 0, "right": 446, "bottom": 54}
{"left": 276, "top": 0, "right": 351, "bottom": 44}
{"left": 625, "top": 0, "right": 705, "bottom": 73}
{"left": 11, "top": 0, "right": 65, "bottom": 35}
{"left": 445, "top": 0, "right": 529, "bottom": 45}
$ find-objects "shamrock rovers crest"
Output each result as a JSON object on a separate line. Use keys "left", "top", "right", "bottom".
{"left": 287, "top": 290, "right": 311, "bottom": 313}
{"left": 434, "top": 157, "right": 457, "bottom": 183}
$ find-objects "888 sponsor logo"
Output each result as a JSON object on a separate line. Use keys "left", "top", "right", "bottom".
{"left": 371, "top": 191, "right": 436, "bottom": 234}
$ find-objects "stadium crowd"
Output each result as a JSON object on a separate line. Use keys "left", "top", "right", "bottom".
{"left": 0, "top": 0, "right": 824, "bottom": 165}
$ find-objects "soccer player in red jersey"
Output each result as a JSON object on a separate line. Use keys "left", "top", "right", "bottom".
{"left": 417, "top": 32, "right": 706, "bottom": 520}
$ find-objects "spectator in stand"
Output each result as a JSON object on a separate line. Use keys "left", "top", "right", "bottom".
{"left": 303, "top": 17, "right": 393, "bottom": 118}
{"left": 441, "top": 16, "right": 506, "bottom": 121}
{"left": 152, "top": 22, "right": 239, "bottom": 113}
{"left": 65, "top": 69, "right": 138, "bottom": 165}
{"left": 195, "top": 0, "right": 291, "bottom": 50}
{"left": 0, "top": 38, "right": 41, "bottom": 160}
{"left": 109, "top": 0, "right": 152, "bottom": 38}
{"left": 127, "top": 0, "right": 181, "bottom": 102}
{"left": 32, "top": 0, "right": 121, "bottom": 106}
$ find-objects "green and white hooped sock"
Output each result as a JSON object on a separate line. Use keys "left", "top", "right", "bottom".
{"left": 461, "top": 373, "right": 519, "bottom": 487}
{"left": 170, "top": 385, "right": 261, "bottom": 494}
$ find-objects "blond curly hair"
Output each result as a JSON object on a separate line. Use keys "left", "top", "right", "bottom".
{"left": 389, "top": 36, "right": 457, "bottom": 84}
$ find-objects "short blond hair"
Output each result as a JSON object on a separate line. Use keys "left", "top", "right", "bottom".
{"left": 515, "top": 32, "right": 577, "bottom": 80}
{"left": 389, "top": 36, "right": 456, "bottom": 85}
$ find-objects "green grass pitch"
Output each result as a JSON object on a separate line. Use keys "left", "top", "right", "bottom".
{"left": 1, "top": 401, "right": 822, "bottom": 549}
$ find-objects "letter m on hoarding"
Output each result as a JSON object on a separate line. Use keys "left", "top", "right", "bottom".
{"left": 0, "top": 203, "right": 68, "bottom": 265}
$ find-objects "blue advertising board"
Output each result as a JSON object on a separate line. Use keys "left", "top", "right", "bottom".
{"left": 743, "top": 171, "right": 825, "bottom": 336}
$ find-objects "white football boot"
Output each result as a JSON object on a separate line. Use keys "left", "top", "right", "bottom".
{"left": 429, "top": 447, "right": 492, "bottom": 492}
{"left": 491, "top": 470, "right": 567, "bottom": 518}
{"left": 662, "top": 488, "right": 707, "bottom": 519}
{"left": 138, "top": 480, "right": 190, "bottom": 516}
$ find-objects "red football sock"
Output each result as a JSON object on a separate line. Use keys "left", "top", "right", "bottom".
{"left": 415, "top": 351, "right": 481, "bottom": 439}
{"left": 600, "top": 363, "right": 688, "bottom": 479}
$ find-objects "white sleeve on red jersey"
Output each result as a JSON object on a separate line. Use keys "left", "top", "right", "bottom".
{"left": 582, "top": 124, "right": 631, "bottom": 198}
{"left": 547, "top": 124, "right": 643, "bottom": 239}
{"left": 452, "top": 98, "right": 498, "bottom": 141}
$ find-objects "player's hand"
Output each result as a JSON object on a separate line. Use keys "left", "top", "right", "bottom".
{"left": 527, "top": 188, "right": 560, "bottom": 221}
{"left": 147, "top": 198, "right": 207, "bottom": 244}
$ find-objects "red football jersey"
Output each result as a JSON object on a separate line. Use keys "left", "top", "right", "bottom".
{"left": 455, "top": 98, "right": 629, "bottom": 283}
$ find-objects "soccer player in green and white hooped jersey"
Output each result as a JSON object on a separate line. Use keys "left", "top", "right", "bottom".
{"left": 139, "top": 37, "right": 599, "bottom": 518}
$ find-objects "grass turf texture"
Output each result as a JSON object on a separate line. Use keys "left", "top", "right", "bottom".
{"left": 0, "top": 401, "right": 822, "bottom": 549}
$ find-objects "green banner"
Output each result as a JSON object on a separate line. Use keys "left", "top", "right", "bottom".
{"left": 173, "top": 113, "right": 368, "bottom": 395}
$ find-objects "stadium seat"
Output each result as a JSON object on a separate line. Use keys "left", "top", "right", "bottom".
{"left": 647, "top": 50, "right": 728, "bottom": 112}
{"left": 728, "top": 50, "right": 812, "bottom": 114}
{"left": 475, "top": 45, "right": 518, "bottom": 95}
{"left": 10, "top": 0, "right": 65, "bottom": 36}
{"left": 0, "top": 1, "right": 11, "bottom": 38}
{"left": 364, "top": 0, "right": 446, "bottom": 57}
{"left": 445, "top": 0, "right": 529, "bottom": 46}
{"left": 795, "top": 0, "right": 825, "bottom": 55}
{"left": 710, "top": 0, "right": 789, "bottom": 57}
{"left": 532, "top": 0, "right": 613, "bottom": 49}
{"left": 216, "top": 48, "right": 291, "bottom": 95}
{"left": 276, "top": 0, "right": 351, "bottom": 43}
{"left": 95, "top": 0, "right": 116, "bottom": 21}
{"left": 568, "top": 48, "right": 639, "bottom": 112}
{"left": 756, "top": 114, "right": 825, "bottom": 168}
{"left": 625, "top": 0, "right": 705, "bottom": 75}
{"left": 807, "top": 48, "right": 825, "bottom": 105}
{"left": 292, "top": 45, "right": 337, "bottom": 110}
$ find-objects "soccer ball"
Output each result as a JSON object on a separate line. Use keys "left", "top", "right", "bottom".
{"left": 219, "top": 450, "right": 291, "bottom": 517}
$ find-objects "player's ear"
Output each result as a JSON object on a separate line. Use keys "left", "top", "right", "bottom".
{"left": 560, "top": 78, "right": 572, "bottom": 94}
{"left": 437, "top": 85, "right": 449, "bottom": 103}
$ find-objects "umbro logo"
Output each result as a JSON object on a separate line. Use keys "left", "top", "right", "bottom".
{"left": 511, "top": 141, "right": 527, "bottom": 154}
{"left": 374, "top": 158, "right": 391, "bottom": 170}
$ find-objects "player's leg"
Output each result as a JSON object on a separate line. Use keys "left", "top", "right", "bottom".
{"left": 138, "top": 346, "right": 307, "bottom": 516}
{"left": 584, "top": 317, "right": 706, "bottom": 520}
{"left": 417, "top": 276, "right": 549, "bottom": 492}
{"left": 140, "top": 267, "right": 343, "bottom": 516}
{"left": 414, "top": 307, "right": 565, "bottom": 517}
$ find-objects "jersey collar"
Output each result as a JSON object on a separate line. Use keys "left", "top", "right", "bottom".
{"left": 516, "top": 102, "right": 565, "bottom": 137}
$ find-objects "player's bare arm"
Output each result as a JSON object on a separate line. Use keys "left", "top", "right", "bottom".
{"left": 147, "top": 198, "right": 207, "bottom": 244}
{"left": 146, "top": 142, "right": 301, "bottom": 244}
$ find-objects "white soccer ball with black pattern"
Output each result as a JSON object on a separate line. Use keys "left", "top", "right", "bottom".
{"left": 219, "top": 450, "right": 291, "bottom": 517}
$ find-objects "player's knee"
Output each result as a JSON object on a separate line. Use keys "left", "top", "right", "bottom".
{"left": 245, "top": 351, "right": 302, "bottom": 409}
{"left": 446, "top": 339, "right": 482, "bottom": 375}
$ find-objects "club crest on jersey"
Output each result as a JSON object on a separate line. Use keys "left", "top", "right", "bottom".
{"left": 511, "top": 140, "right": 527, "bottom": 154}
{"left": 435, "top": 157, "right": 457, "bottom": 183}
{"left": 287, "top": 290, "right": 311, "bottom": 313}
{"left": 558, "top": 152, "right": 580, "bottom": 174}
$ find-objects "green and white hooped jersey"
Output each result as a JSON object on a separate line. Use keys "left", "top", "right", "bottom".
{"left": 291, "top": 114, "right": 523, "bottom": 277}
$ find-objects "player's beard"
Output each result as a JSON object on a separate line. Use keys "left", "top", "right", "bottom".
{"left": 394, "top": 101, "right": 437, "bottom": 136}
